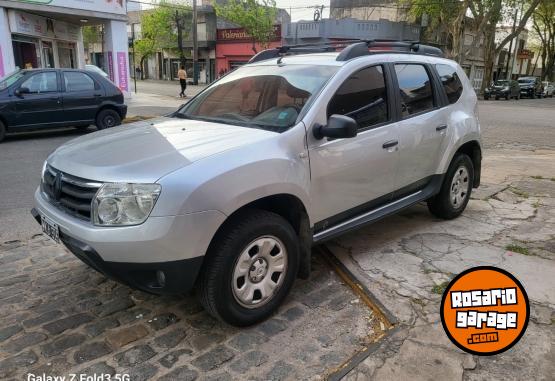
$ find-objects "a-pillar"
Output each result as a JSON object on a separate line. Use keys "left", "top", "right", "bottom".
{"left": 0, "top": 7, "right": 16, "bottom": 78}
{"left": 103, "top": 20, "right": 130, "bottom": 96}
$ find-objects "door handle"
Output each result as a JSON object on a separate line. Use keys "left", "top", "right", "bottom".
{"left": 436, "top": 124, "right": 448, "bottom": 131}
{"left": 382, "top": 140, "right": 399, "bottom": 149}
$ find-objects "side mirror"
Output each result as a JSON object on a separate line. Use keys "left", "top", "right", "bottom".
{"left": 14, "top": 87, "right": 30, "bottom": 97}
{"left": 313, "top": 114, "right": 358, "bottom": 140}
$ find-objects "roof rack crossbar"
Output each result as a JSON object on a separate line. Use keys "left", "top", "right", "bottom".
{"left": 248, "top": 39, "right": 444, "bottom": 64}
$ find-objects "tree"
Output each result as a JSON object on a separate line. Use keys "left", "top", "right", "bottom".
{"left": 403, "top": 0, "right": 471, "bottom": 63}
{"left": 133, "top": 4, "right": 176, "bottom": 79}
{"left": 478, "top": 0, "right": 542, "bottom": 92}
{"left": 531, "top": 0, "right": 555, "bottom": 80}
{"left": 215, "top": 0, "right": 278, "bottom": 54}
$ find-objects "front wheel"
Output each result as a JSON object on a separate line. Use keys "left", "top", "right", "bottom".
{"left": 427, "top": 154, "right": 474, "bottom": 220}
{"left": 95, "top": 109, "right": 121, "bottom": 130}
{"left": 197, "top": 209, "right": 299, "bottom": 326}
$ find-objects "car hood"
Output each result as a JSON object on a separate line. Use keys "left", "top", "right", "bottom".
{"left": 48, "top": 117, "right": 277, "bottom": 183}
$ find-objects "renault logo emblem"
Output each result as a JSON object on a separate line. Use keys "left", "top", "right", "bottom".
{"left": 53, "top": 173, "right": 63, "bottom": 200}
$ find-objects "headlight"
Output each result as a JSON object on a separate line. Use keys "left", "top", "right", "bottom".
{"left": 41, "top": 161, "right": 48, "bottom": 182}
{"left": 502, "top": 86, "right": 509, "bottom": 91}
{"left": 92, "top": 183, "right": 161, "bottom": 226}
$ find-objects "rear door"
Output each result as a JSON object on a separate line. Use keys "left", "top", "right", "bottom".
{"left": 13, "top": 71, "right": 63, "bottom": 128}
{"left": 392, "top": 62, "right": 447, "bottom": 192}
{"left": 61, "top": 71, "right": 102, "bottom": 124}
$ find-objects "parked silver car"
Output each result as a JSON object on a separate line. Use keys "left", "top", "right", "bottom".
{"left": 32, "top": 41, "right": 482, "bottom": 326}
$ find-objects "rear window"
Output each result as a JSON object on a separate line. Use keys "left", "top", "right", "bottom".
{"left": 436, "top": 64, "right": 463, "bottom": 104}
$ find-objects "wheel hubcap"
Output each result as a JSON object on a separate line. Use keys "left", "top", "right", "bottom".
{"left": 232, "top": 236, "right": 287, "bottom": 309}
{"left": 105, "top": 116, "right": 115, "bottom": 127}
{"left": 450, "top": 166, "right": 469, "bottom": 208}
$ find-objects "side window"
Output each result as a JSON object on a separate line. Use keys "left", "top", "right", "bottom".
{"left": 64, "top": 72, "right": 95, "bottom": 92}
{"left": 327, "top": 65, "right": 388, "bottom": 129}
{"left": 20, "top": 72, "right": 58, "bottom": 94}
{"left": 436, "top": 64, "right": 463, "bottom": 104}
{"left": 395, "top": 64, "right": 434, "bottom": 117}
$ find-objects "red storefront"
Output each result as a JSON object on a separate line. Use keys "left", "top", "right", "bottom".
{"left": 215, "top": 25, "right": 282, "bottom": 76}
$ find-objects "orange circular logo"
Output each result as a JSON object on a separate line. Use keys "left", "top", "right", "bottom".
{"left": 440, "top": 266, "right": 529, "bottom": 355}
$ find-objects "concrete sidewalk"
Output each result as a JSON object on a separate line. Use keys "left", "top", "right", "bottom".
{"left": 335, "top": 149, "right": 555, "bottom": 380}
{"left": 126, "top": 80, "right": 207, "bottom": 118}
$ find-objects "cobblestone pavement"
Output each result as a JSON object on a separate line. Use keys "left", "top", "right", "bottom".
{"left": 333, "top": 150, "right": 555, "bottom": 380}
{"left": 0, "top": 239, "right": 378, "bottom": 380}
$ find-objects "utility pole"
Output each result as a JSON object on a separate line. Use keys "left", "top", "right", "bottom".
{"left": 504, "top": 7, "right": 518, "bottom": 79}
{"left": 192, "top": 0, "right": 199, "bottom": 85}
{"left": 131, "top": 23, "right": 137, "bottom": 94}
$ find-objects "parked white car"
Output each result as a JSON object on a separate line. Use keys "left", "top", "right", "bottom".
{"left": 33, "top": 41, "right": 482, "bottom": 326}
{"left": 542, "top": 81, "right": 554, "bottom": 97}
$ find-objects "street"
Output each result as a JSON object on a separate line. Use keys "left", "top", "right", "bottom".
{"left": 0, "top": 96, "right": 554, "bottom": 380}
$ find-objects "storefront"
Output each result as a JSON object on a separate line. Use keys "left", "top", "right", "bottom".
{"left": 0, "top": 0, "right": 130, "bottom": 94}
{"left": 215, "top": 25, "right": 283, "bottom": 76}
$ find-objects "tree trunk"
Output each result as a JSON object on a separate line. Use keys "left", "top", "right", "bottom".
{"left": 251, "top": 38, "right": 257, "bottom": 54}
{"left": 176, "top": 11, "right": 186, "bottom": 67}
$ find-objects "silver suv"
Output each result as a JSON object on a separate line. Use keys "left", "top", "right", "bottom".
{"left": 32, "top": 41, "right": 482, "bottom": 326}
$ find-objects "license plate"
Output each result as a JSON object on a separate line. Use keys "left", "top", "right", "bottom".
{"left": 41, "top": 215, "right": 60, "bottom": 243}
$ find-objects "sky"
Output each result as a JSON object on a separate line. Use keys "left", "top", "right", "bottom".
{"left": 274, "top": 0, "right": 331, "bottom": 21}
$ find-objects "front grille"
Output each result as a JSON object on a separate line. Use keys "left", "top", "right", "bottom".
{"left": 41, "top": 165, "right": 102, "bottom": 220}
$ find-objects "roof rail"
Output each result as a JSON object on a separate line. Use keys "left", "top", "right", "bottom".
{"left": 248, "top": 39, "right": 444, "bottom": 64}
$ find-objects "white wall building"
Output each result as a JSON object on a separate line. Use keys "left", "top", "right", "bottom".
{"left": 0, "top": 0, "right": 130, "bottom": 94}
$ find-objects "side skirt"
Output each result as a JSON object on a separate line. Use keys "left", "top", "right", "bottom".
{"left": 312, "top": 175, "right": 444, "bottom": 244}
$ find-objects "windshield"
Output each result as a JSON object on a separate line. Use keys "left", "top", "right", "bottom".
{"left": 0, "top": 70, "right": 25, "bottom": 90}
{"left": 518, "top": 78, "right": 534, "bottom": 84}
{"left": 494, "top": 80, "right": 508, "bottom": 86}
{"left": 178, "top": 64, "right": 338, "bottom": 131}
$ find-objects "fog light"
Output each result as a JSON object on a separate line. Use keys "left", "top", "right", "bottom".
{"left": 156, "top": 270, "right": 166, "bottom": 287}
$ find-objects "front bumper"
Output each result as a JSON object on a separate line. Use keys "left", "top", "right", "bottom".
{"left": 117, "top": 104, "right": 128, "bottom": 120}
{"left": 32, "top": 188, "right": 226, "bottom": 294}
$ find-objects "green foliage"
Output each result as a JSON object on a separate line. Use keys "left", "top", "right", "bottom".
{"left": 82, "top": 25, "right": 101, "bottom": 45}
{"left": 215, "top": 0, "right": 278, "bottom": 53}
{"left": 505, "top": 244, "right": 530, "bottom": 255}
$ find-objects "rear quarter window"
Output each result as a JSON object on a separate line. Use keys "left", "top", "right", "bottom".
{"left": 436, "top": 64, "right": 463, "bottom": 104}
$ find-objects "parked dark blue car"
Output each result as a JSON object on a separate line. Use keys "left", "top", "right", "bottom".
{"left": 0, "top": 68, "right": 127, "bottom": 142}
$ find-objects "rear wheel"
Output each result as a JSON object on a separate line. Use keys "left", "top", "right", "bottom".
{"left": 0, "top": 120, "right": 5, "bottom": 143}
{"left": 427, "top": 154, "right": 474, "bottom": 220}
{"left": 95, "top": 109, "right": 121, "bottom": 130}
{"left": 197, "top": 209, "right": 299, "bottom": 326}
{"left": 505, "top": 94, "right": 509, "bottom": 100}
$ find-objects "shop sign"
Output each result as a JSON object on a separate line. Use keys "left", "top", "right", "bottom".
{"left": 217, "top": 25, "right": 281, "bottom": 42}
{"left": 517, "top": 49, "right": 533, "bottom": 60}
{"left": 117, "top": 51, "right": 128, "bottom": 91}
{"left": 0, "top": 45, "right": 4, "bottom": 77}
{"left": 14, "top": 0, "right": 126, "bottom": 16}
{"left": 9, "top": 11, "right": 80, "bottom": 41}
{"left": 107, "top": 51, "right": 114, "bottom": 82}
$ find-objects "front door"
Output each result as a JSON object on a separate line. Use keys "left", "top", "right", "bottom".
{"left": 393, "top": 63, "right": 446, "bottom": 191}
{"left": 61, "top": 71, "right": 102, "bottom": 124}
{"left": 308, "top": 65, "right": 399, "bottom": 229}
{"left": 13, "top": 71, "right": 63, "bottom": 128}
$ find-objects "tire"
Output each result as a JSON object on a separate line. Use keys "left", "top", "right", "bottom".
{"left": 505, "top": 94, "right": 509, "bottom": 100}
{"left": 484, "top": 96, "right": 489, "bottom": 100}
{"left": 531, "top": 92, "right": 535, "bottom": 99}
{"left": 197, "top": 209, "right": 299, "bottom": 326}
{"left": 495, "top": 96, "right": 499, "bottom": 100}
{"left": 427, "top": 153, "right": 474, "bottom": 220}
{"left": 95, "top": 109, "right": 121, "bottom": 130}
{"left": 0, "top": 120, "right": 5, "bottom": 143}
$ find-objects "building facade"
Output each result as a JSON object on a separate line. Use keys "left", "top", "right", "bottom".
{"left": 283, "top": 18, "right": 420, "bottom": 45}
{"left": 330, "top": 0, "right": 408, "bottom": 22}
{"left": 0, "top": 0, "right": 130, "bottom": 93}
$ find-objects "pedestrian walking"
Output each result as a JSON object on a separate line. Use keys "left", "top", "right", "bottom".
{"left": 178, "top": 65, "right": 187, "bottom": 98}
